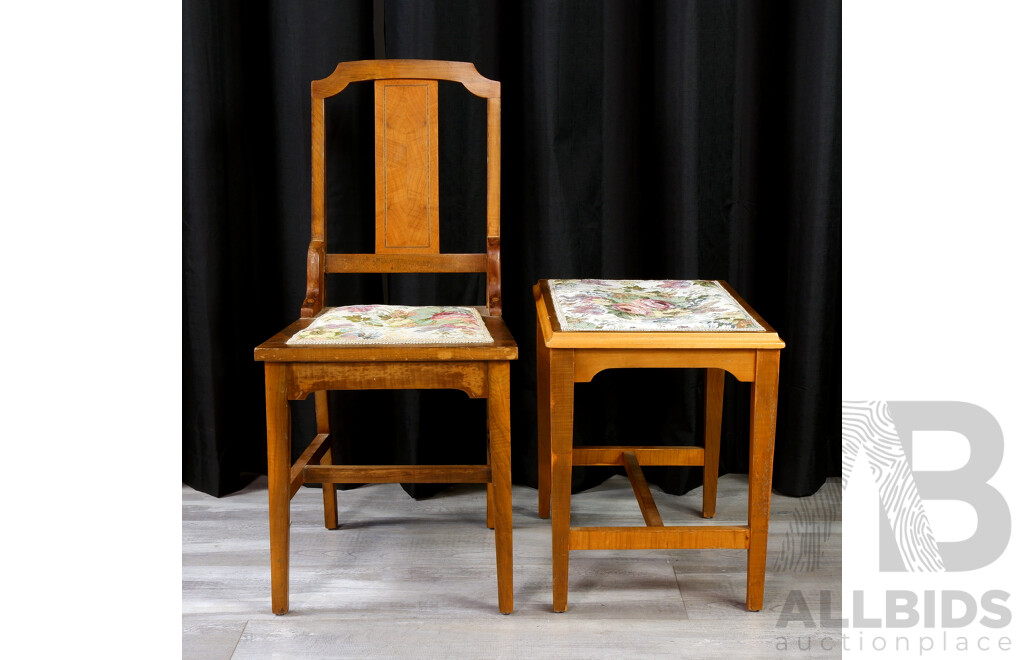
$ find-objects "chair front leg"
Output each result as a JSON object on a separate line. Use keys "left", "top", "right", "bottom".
{"left": 265, "top": 363, "right": 292, "bottom": 615}
{"left": 488, "top": 361, "right": 513, "bottom": 614}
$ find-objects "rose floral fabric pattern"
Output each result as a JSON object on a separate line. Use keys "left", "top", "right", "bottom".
{"left": 549, "top": 279, "right": 764, "bottom": 332}
{"left": 287, "top": 305, "right": 493, "bottom": 345}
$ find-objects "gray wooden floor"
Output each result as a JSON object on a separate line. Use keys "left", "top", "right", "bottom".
{"left": 183, "top": 474, "right": 841, "bottom": 659}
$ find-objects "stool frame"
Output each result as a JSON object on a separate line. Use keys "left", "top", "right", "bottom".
{"left": 534, "top": 280, "right": 784, "bottom": 612}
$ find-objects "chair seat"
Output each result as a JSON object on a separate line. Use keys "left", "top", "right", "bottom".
{"left": 287, "top": 305, "right": 493, "bottom": 345}
{"left": 548, "top": 279, "right": 764, "bottom": 332}
{"left": 255, "top": 308, "right": 517, "bottom": 363}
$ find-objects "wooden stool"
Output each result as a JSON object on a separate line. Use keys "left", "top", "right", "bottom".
{"left": 534, "top": 279, "right": 784, "bottom": 612}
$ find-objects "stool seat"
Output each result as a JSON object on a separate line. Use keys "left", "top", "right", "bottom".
{"left": 548, "top": 278, "right": 764, "bottom": 332}
{"left": 534, "top": 279, "right": 784, "bottom": 612}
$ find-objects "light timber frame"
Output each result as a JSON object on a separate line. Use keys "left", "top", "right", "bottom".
{"left": 255, "top": 60, "right": 515, "bottom": 615}
{"left": 534, "top": 280, "right": 784, "bottom": 612}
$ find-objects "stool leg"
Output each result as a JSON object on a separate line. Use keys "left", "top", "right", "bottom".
{"left": 702, "top": 368, "right": 725, "bottom": 518}
{"left": 537, "top": 323, "right": 552, "bottom": 518}
{"left": 746, "top": 350, "right": 781, "bottom": 611}
{"left": 488, "top": 362, "right": 514, "bottom": 614}
{"left": 314, "top": 390, "right": 338, "bottom": 530}
{"left": 265, "top": 364, "right": 291, "bottom": 615}
{"left": 549, "top": 349, "right": 574, "bottom": 612}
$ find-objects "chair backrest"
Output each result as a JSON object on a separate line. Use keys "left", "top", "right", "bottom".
{"left": 302, "top": 60, "right": 502, "bottom": 319}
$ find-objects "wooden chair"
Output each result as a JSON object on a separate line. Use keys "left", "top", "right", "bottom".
{"left": 534, "top": 278, "right": 784, "bottom": 612}
{"left": 254, "top": 60, "right": 516, "bottom": 615}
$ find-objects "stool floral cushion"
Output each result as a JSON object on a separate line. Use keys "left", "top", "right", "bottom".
{"left": 549, "top": 279, "right": 764, "bottom": 332}
{"left": 287, "top": 305, "right": 493, "bottom": 345}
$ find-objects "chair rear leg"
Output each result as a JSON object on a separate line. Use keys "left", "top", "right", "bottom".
{"left": 315, "top": 390, "right": 339, "bottom": 529}
{"left": 486, "top": 429, "right": 495, "bottom": 529}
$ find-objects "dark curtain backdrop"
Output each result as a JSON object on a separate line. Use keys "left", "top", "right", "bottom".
{"left": 183, "top": 0, "right": 840, "bottom": 500}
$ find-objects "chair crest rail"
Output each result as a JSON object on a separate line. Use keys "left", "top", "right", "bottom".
{"left": 312, "top": 60, "right": 500, "bottom": 99}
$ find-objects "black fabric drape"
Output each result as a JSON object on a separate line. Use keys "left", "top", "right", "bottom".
{"left": 183, "top": 0, "right": 840, "bottom": 498}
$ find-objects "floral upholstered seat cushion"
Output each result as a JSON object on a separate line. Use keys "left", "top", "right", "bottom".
{"left": 286, "top": 305, "right": 493, "bottom": 345}
{"left": 549, "top": 279, "right": 764, "bottom": 332}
